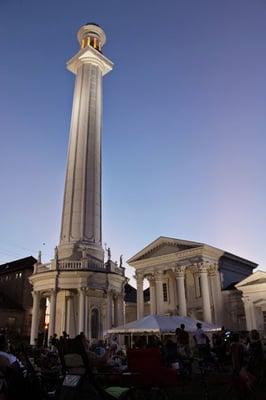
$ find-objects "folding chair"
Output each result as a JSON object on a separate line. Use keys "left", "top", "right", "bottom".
{"left": 57, "top": 336, "right": 132, "bottom": 400}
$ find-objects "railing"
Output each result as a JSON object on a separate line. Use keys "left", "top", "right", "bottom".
{"left": 34, "top": 260, "right": 125, "bottom": 275}
{"left": 58, "top": 261, "right": 82, "bottom": 270}
{"left": 58, "top": 260, "right": 106, "bottom": 271}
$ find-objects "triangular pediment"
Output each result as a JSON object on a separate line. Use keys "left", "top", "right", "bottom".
{"left": 127, "top": 236, "right": 203, "bottom": 264}
{"left": 236, "top": 271, "right": 266, "bottom": 288}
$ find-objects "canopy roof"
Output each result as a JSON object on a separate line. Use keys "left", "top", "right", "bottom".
{"left": 107, "top": 315, "right": 220, "bottom": 335}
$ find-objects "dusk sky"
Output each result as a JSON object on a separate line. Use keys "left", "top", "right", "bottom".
{"left": 0, "top": 0, "right": 266, "bottom": 285}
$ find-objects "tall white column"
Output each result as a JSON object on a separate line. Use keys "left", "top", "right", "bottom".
{"left": 30, "top": 291, "right": 41, "bottom": 345}
{"left": 199, "top": 263, "right": 212, "bottom": 323}
{"left": 48, "top": 289, "right": 57, "bottom": 339}
{"left": 78, "top": 287, "right": 86, "bottom": 334}
{"left": 147, "top": 274, "right": 156, "bottom": 315}
{"left": 155, "top": 272, "right": 164, "bottom": 315}
{"left": 58, "top": 24, "right": 113, "bottom": 262}
{"left": 136, "top": 273, "right": 144, "bottom": 319}
{"left": 209, "top": 264, "right": 223, "bottom": 325}
{"left": 175, "top": 266, "right": 187, "bottom": 316}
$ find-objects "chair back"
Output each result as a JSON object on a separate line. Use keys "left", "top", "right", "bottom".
{"left": 58, "top": 336, "right": 89, "bottom": 376}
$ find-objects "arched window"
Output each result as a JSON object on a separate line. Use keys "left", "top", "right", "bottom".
{"left": 91, "top": 308, "right": 99, "bottom": 339}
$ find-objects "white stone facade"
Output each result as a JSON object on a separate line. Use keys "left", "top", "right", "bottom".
{"left": 127, "top": 236, "right": 256, "bottom": 330}
{"left": 236, "top": 271, "right": 266, "bottom": 334}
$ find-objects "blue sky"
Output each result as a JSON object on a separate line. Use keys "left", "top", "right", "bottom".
{"left": 0, "top": 0, "right": 266, "bottom": 285}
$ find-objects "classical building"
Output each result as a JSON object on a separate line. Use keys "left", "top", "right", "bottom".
{"left": 236, "top": 271, "right": 266, "bottom": 333}
{"left": 0, "top": 256, "right": 37, "bottom": 336}
{"left": 29, "top": 23, "right": 126, "bottom": 344}
{"left": 127, "top": 236, "right": 257, "bottom": 330}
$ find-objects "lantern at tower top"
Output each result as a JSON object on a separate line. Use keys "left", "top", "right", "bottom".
{"left": 77, "top": 23, "right": 106, "bottom": 52}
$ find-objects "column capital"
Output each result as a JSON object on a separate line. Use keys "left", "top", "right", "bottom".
{"left": 173, "top": 265, "right": 186, "bottom": 277}
{"left": 154, "top": 271, "right": 163, "bottom": 281}
{"left": 66, "top": 290, "right": 74, "bottom": 299}
{"left": 208, "top": 263, "right": 219, "bottom": 276}
{"left": 31, "top": 290, "right": 41, "bottom": 297}
{"left": 146, "top": 273, "right": 155, "bottom": 284}
{"left": 196, "top": 262, "right": 209, "bottom": 273}
{"left": 135, "top": 272, "right": 144, "bottom": 282}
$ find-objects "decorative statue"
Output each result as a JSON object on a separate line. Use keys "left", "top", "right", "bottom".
{"left": 82, "top": 248, "right": 87, "bottom": 259}
{"left": 37, "top": 250, "right": 42, "bottom": 264}
{"left": 107, "top": 247, "right": 111, "bottom": 261}
{"left": 54, "top": 246, "right": 58, "bottom": 260}
{"left": 119, "top": 254, "right": 123, "bottom": 268}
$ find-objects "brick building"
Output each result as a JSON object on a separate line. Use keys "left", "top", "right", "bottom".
{"left": 0, "top": 256, "right": 42, "bottom": 337}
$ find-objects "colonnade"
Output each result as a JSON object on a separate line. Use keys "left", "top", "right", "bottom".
{"left": 30, "top": 288, "right": 124, "bottom": 345}
{"left": 136, "top": 262, "right": 223, "bottom": 324}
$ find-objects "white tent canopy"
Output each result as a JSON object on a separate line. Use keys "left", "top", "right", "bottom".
{"left": 107, "top": 315, "right": 220, "bottom": 335}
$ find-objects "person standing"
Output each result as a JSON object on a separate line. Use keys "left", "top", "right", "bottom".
{"left": 176, "top": 324, "right": 190, "bottom": 357}
{"left": 193, "top": 322, "right": 210, "bottom": 360}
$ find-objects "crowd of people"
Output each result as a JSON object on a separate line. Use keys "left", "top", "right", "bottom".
{"left": 0, "top": 325, "right": 264, "bottom": 399}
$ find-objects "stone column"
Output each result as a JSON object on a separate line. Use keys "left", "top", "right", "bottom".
{"left": 209, "top": 264, "right": 223, "bottom": 325}
{"left": 59, "top": 25, "right": 113, "bottom": 262}
{"left": 199, "top": 263, "right": 212, "bottom": 323}
{"left": 61, "top": 291, "right": 67, "bottom": 334}
{"left": 136, "top": 273, "right": 144, "bottom": 319}
{"left": 48, "top": 289, "right": 57, "bottom": 339}
{"left": 106, "top": 291, "right": 113, "bottom": 329}
{"left": 147, "top": 274, "right": 156, "bottom": 315}
{"left": 78, "top": 287, "right": 86, "bottom": 334}
{"left": 155, "top": 271, "right": 164, "bottom": 315}
{"left": 114, "top": 294, "right": 119, "bottom": 327}
{"left": 66, "top": 292, "right": 75, "bottom": 337}
{"left": 118, "top": 294, "right": 125, "bottom": 326}
{"left": 174, "top": 266, "right": 187, "bottom": 316}
{"left": 30, "top": 291, "right": 41, "bottom": 345}
{"left": 243, "top": 296, "right": 256, "bottom": 331}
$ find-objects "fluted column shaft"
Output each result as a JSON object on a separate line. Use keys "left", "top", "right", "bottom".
{"left": 117, "top": 294, "right": 125, "bottom": 326}
{"left": 114, "top": 295, "right": 119, "bottom": 326}
{"left": 66, "top": 293, "right": 75, "bottom": 337}
{"left": 199, "top": 264, "right": 212, "bottom": 323}
{"left": 48, "top": 289, "right": 57, "bottom": 339}
{"left": 147, "top": 275, "right": 156, "bottom": 315}
{"left": 209, "top": 264, "right": 223, "bottom": 324}
{"left": 78, "top": 288, "right": 86, "bottom": 334}
{"left": 30, "top": 291, "right": 41, "bottom": 345}
{"left": 243, "top": 297, "right": 256, "bottom": 331}
{"left": 59, "top": 45, "right": 112, "bottom": 262}
{"left": 155, "top": 272, "right": 164, "bottom": 315}
{"left": 106, "top": 291, "right": 113, "bottom": 329}
{"left": 175, "top": 267, "right": 187, "bottom": 316}
{"left": 136, "top": 273, "right": 144, "bottom": 319}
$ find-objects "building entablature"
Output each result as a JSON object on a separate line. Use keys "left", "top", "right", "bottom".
{"left": 134, "top": 259, "right": 220, "bottom": 280}
{"left": 129, "top": 245, "right": 223, "bottom": 271}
